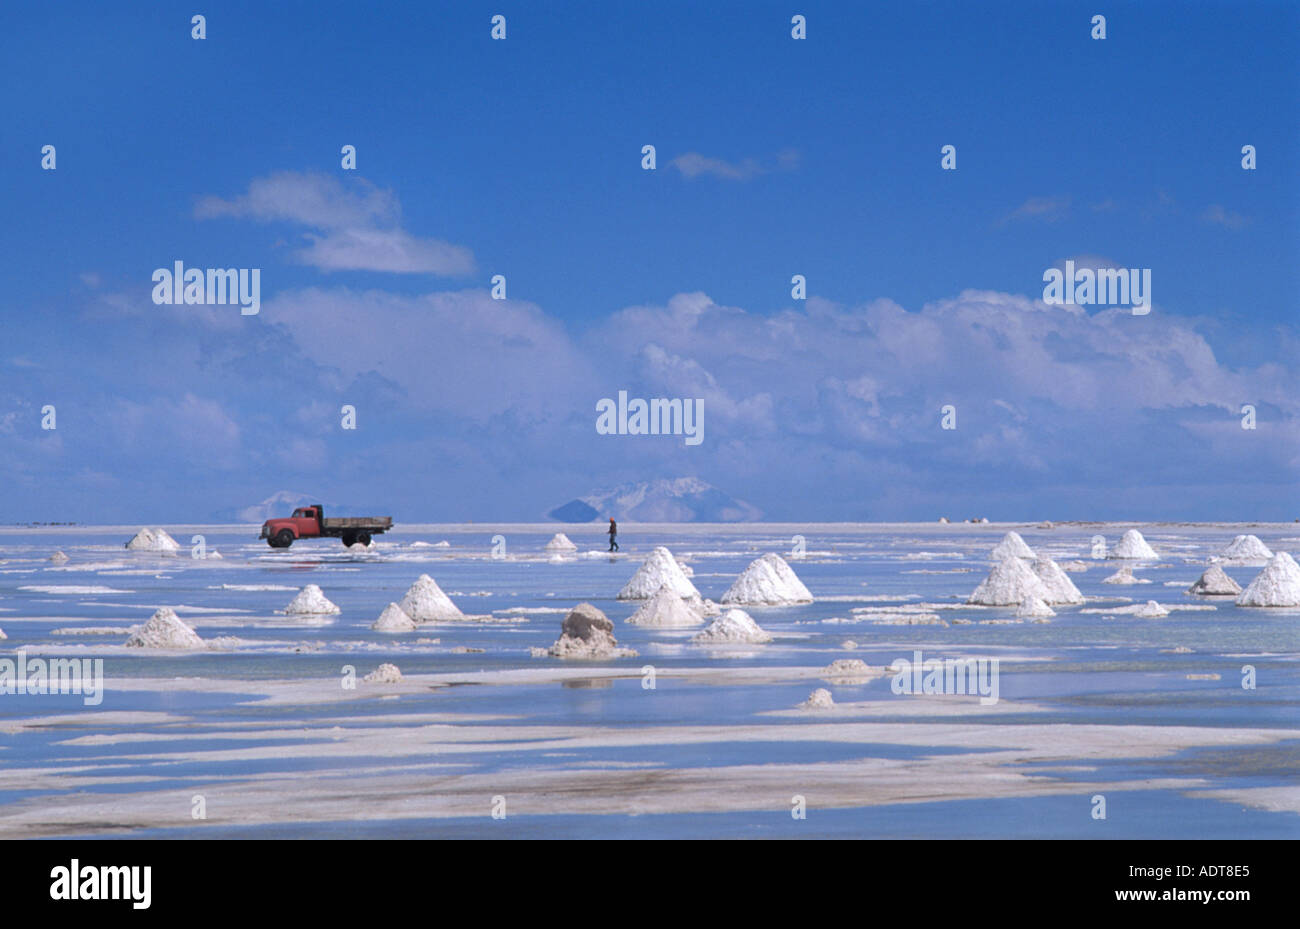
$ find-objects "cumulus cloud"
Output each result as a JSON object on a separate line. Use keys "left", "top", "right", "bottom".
{"left": 264, "top": 287, "right": 593, "bottom": 419}
{"left": 8, "top": 277, "right": 1296, "bottom": 521}
{"left": 586, "top": 289, "right": 1299, "bottom": 482}
{"left": 196, "top": 172, "right": 476, "bottom": 275}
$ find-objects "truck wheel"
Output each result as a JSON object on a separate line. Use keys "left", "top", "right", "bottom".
{"left": 274, "top": 530, "right": 294, "bottom": 549}
{"left": 341, "top": 531, "right": 357, "bottom": 547}
{"left": 356, "top": 532, "right": 371, "bottom": 547}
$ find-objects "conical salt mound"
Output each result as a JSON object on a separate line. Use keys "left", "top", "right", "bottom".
{"left": 364, "top": 663, "right": 402, "bottom": 683}
{"left": 1188, "top": 565, "right": 1242, "bottom": 596}
{"left": 544, "top": 533, "right": 579, "bottom": 553}
{"left": 1110, "top": 529, "right": 1158, "bottom": 560}
{"left": 967, "top": 557, "right": 1052, "bottom": 605}
{"left": 990, "top": 531, "right": 1035, "bottom": 561}
{"left": 49, "top": 551, "right": 69, "bottom": 564}
{"left": 1134, "top": 600, "right": 1169, "bottom": 618}
{"left": 285, "top": 584, "right": 340, "bottom": 614}
{"left": 616, "top": 546, "right": 700, "bottom": 600}
{"left": 125, "top": 527, "right": 180, "bottom": 552}
{"left": 1015, "top": 596, "right": 1055, "bottom": 618}
{"left": 720, "top": 553, "right": 814, "bottom": 605}
{"left": 1236, "top": 552, "right": 1300, "bottom": 607}
{"left": 626, "top": 584, "right": 705, "bottom": 627}
{"left": 372, "top": 602, "right": 416, "bottom": 632}
{"left": 399, "top": 574, "right": 465, "bottom": 621}
{"left": 125, "top": 607, "right": 205, "bottom": 649}
{"left": 1214, "top": 535, "right": 1273, "bottom": 563}
{"left": 800, "top": 688, "right": 834, "bottom": 709}
{"left": 1102, "top": 566, "right": 1145, "bottom": 585}
{"left": 692, "top": 608, "right": 773, "bottom": 644}
{"left": 1032, "top": 556, "right": 1084, "bottom": 605}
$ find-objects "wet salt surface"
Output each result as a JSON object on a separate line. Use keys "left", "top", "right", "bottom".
{"left": 0, "top": 522, "right": 1297, "bottom": 838}
{"left": 78, "top": 792, "right": 1300, "bottom": 840}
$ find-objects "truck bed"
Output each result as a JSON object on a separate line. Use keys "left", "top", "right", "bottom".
{"left": 321, "top": 517, "right": 393, "bottom": 529}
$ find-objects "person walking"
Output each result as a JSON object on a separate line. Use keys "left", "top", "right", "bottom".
{"left": 607, "top": 518, "right": 619, "bottom": 552}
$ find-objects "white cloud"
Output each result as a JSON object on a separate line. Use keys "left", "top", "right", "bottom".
{"left": 196, "top": 172, "right": 397, "bottom": 229}
{"left": 669, "top": 149, "right": 801, "bottom": 182}
{"left": 264, "top": 287, "right": 592, "bottom": 419}
{"left": 295, "top": 228, "right": 474, "bottom": 275}
{"left": 1201, "top": 204, "right": 1248, "bottom": 230}
{"left": 1001, "top": 195, "right": 1071, "bottom": 225}
{"left": 197, "top": 172, "right": 475, "bottom": 275}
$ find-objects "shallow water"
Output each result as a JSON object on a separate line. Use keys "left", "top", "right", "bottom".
{"left": 0, "top": 522, "right": 1296, "bottom": 838}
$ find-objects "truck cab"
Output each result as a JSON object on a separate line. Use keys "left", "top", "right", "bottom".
{"left": 260, "top": 504, "right": 392, "bottom": 549}
{"left": 261, "top": 505, "right": 326, "bottom": 548}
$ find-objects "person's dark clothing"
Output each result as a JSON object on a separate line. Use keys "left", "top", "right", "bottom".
{"left": 608, "top": 520, "right": 619, "bottom": 552}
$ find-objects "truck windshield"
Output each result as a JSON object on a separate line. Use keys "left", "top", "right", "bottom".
{"left": 292, "top": 509, "right": 308, "bottom": 518}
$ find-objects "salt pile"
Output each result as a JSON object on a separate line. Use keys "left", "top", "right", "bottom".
{"left": 399, "top": 574, "right": 465, "bottom": 621}
{"left": 1187, "top": 565, "right": 1242, "bottom": 596}
{"left": 1236, "top": 552, "right": 1300, "bottom": 607}
{"left": 1214, "top": 534, "right": 1274, "bottom": 564}
{"left": 626, "top": 585, "right": 705, "bottom": 627}
{"left": 1015, "top": 596, "right": 1056, "bottom": 618}
{"left": 1134, "top": 600, "right": 1170, "bottom": 618}
{"left": 800, "top": 689, "right": 834, "bottom": 709}
{"left": 691, "top": 596, "right": 722, "bottom": 617}
{"left": 720, "top": 553, "right": 814, "bottom": 605}
{"left": 1032, "top": 557, "right": 1084, "bottom": 604}
{"left": 967, "top": 557, "right": 1051, "bottom": 605}
{"left": 691, "top": 608, "right": 773, "bottom": 644}
{"left": 124, "top": 528, "right": 180, "bottom": 552}
{"left": 124, "top": 607, "right": 205, "bottom": 649}
{"left": 616, "top": 547, "right": 700, "bottom": 600}
{"left": 284, "top": 584, "right": 340, "bottom": 615}
{"left": 1102, "top": 566, "right": 1147, "bottom": 585}
{"left": 372, "top": 602, "right": 416, "bottom": 632}
{"left": 543, "top": 603, "right": 637, "bottom": 658}
{"left": 1110, "top": 529, "right": 1158, "bottom": 560}
{"left": 544, "top": 533, "right": 579, "bottom": 553}
{"left": 363, "top": 663, "right": 402, "bottom": 683}
{"left": 821, "top": 658, "right": 875, "bottom": 684}
{"left": 990, "top": 531, "right": 1035, "bottom": 561}
{"left": 0, "top": 628, "right": 6, "bottom": 639}
{"left": 49, "top": 551, "right": 69, "bottom": 564}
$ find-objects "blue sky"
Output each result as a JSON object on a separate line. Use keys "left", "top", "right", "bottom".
{"left": 1, "top": 0, "right": 1297, "bottom": 523}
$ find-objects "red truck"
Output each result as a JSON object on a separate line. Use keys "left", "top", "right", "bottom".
{"left": 259, "top": 505, "right": 393, "bottom": 549}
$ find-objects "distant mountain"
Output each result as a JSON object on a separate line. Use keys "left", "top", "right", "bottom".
{"left": 227, "top": 491, "right": 320, "bottom": 524}
{"left": 548, "top": 478, "right": 762, "bottom": 523}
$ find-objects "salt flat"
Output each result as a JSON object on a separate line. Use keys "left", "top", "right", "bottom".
{"left": 0, "top": 522, "right": 1296, "bottom": 838}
